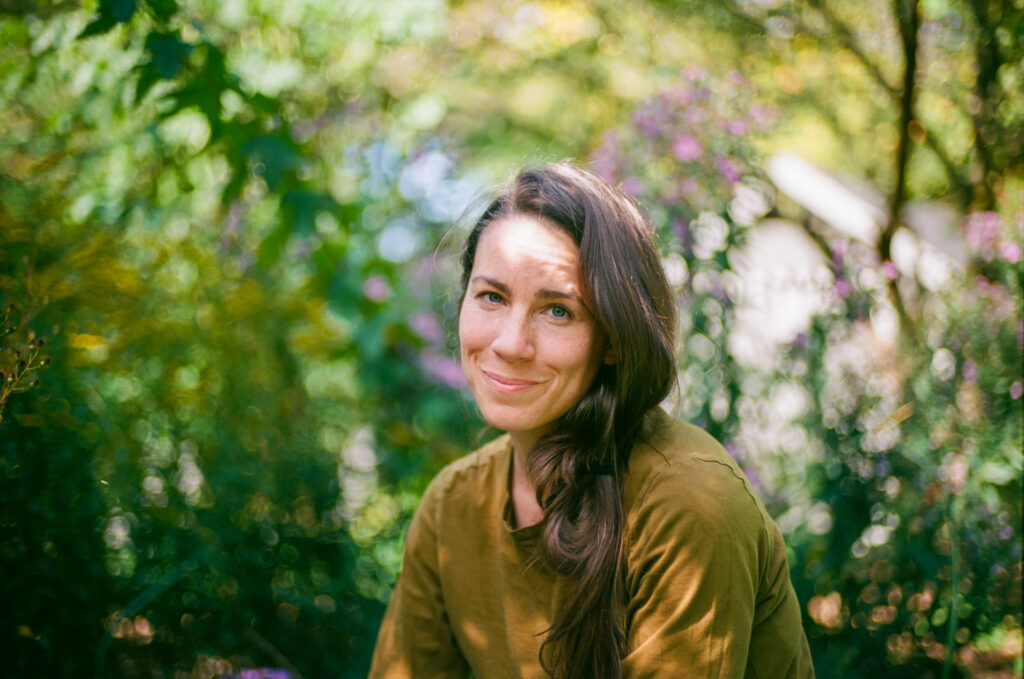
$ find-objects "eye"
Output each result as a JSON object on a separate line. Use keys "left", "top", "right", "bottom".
{"left": 481, "top": 291, "right": 503, "bottom": 305}
{"left": 548, "top": 304, "right": 571, "bottom": 319}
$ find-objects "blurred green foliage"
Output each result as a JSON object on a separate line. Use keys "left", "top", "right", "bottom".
{"left": 0, "top": 0, "right": 1020, "bottom": 677}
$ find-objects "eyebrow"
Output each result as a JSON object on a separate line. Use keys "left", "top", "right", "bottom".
{"left": 470, "top": 276, "right": 582, "bottom": 303}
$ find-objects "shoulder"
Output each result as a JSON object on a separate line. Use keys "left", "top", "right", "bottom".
{"left": 623, "top": 409, "right": 768, "bottom": 538}
{"left": 621, "top": 410, "right": 776, "bottom": 600}
{"left": 419, "top": 433, "right": 511, "bottom": 512}
{"left": 403, "top": 433, "right": 509, "bottom": 553}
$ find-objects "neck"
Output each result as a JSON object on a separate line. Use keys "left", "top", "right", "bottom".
{"left": 509, "top": 432, "right": 544, "bottom": 528}
{"left": 508, "top": 430, "right": 539, "bottom": 470}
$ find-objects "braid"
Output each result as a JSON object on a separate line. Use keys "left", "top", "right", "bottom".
{"left": 530, "top": 368, "right": 627, "bottom": 679}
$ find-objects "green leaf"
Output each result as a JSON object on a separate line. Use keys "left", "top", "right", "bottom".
{"left": 143, "top": 0, "right": 179, "bottom": 22}
{"left": 244, "top": 135, "right": 299, "bottom": 191}
{"left": 282, "top": 190, "right": 339, "bottom": 236}
{"left": 110, "top": 0, "right": 137, "bottom": 22}
{"left": 133, "top": 63, "right": 162, "bottom": 104}
{"left": 256, "top": 221, "right": 293, "bottom": 270}
{"left": 79, "top": 13, "right": 118, "bottom": 38}
{"left": 145, "top": 31, "right": 191, "bottom": 79}
{"left": 79, "top": 0, "right": 138, "bottom": 38}
{"left": 164, "top": 80, "right": 222, "bottom": 141}
{"left": 133, "top": 31, "right": 191, "bottom": 104}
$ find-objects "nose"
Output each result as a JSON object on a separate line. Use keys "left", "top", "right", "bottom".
{"left": 490, "top": 310, "right": 534, "bottom": 362}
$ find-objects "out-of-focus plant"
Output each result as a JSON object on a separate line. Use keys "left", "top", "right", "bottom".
{"left": 0, "top": 1, "right": 479, "bottom": 676}
{"left": 657, "top": 0, "right": 1024, "bottom": 213}
{"left": 2, "top": 0, "right": 1020, "bottom": 676}
{"left": 590, "top": 56, "right": 1022, "bottom": 676}
{"left": 0, "top": 303, "right": 53, "bottom": 424}
{"left": 591, "top": 66, "right": 777, "bottom": 220}
{"left": 590, "top": 0, "right": 1024, "bottom": 672}
{"left": 590, "top": 67, "right": 778, "bottom": 452}
{"left": 788, "top": 206, "right": 1022, "bottom": 677}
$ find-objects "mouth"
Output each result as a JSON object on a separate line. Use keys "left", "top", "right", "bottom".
{"left": 480, "top": 369, "right": 541, "bottom": 393}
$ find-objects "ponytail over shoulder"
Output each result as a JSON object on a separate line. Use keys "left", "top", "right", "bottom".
{"left": 461, "top": 164, "right": 677, "bottom": 679}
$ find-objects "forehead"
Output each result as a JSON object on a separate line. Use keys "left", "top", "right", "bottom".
{"left": 473, "top": 216, "right": 580, "bottom": 280}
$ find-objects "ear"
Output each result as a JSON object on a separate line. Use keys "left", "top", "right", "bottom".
{"left": 603, "top": 346, "right": 616, "bottom": 365}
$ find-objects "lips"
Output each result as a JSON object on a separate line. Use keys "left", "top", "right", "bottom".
{"left": 480, "top": 368, "right": 541, "bottom": 393}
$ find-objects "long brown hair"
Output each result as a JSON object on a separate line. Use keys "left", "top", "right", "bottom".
{"left": 460, "top": 163, "right": 677, "bottom": 679}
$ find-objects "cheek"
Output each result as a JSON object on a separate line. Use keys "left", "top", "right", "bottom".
{"left": 457, "top": 305, "right": 486, "bottom": 353}
{"left": 555, "top": 333, "right": 600, "bottom": 375}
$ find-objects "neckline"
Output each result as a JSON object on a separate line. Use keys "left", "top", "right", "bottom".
{"left": 500, "top": 438, "right": 545, "bottom": 541}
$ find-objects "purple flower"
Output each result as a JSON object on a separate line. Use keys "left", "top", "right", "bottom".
{"left": 834, "top": 277, "right": 851, "bottom": 299}
{"left": 831, "top": 243, "right": 846, "bottom": 271}
{"left": 672, "top": 217, "right": 690, "bottom": 240}
{"left": 589, "top": 131, "right": 620, "bottom": 182}
{"left": 410, "top": 255, "right": 441, "bottom": 289}
{"left": 235, "top": 670, "right": 291, "bottom": 679}
{"left": 409, "top": 313, "right": 443, "bottom": 345}
{"left": 634, "top": 111, "right": 663, "bottom": 138}
{"left": 725, "top": 442, "right": 744, "bottom": 461}
{"left": 743, "top": 464, "right": 765, "bottom": 497}
{"left": 683, "top": 107, "right": 705, "bottom": 127}
{"left": 619, "top": 177, "right": 646, "bottom": 197}
{"left": 420, "top": 352, "right": 466, "bottom": 388}
{"left": 715, "top": 156, "right": 741, "bottom": 184}
{"left": 665, "top": 86, "right": 695, "bottom": 106}
{"left": 680, "top": 178, "right": 699, "bottom": 197}
{"left": 964, "top": 211, "right": 1002, "bottom": 260}
{"left": 749, "top": 104, "right": 777, "bottom": 128}
{"left": 999, "top": 240, "right": 1021, "bottom": 264}
{"left": 362, "top": 275, "right": 391, "bottom": 302}
{"left": 1011, "top": 381, "right": 1023, "bottom": 400}
{"left": 672, "top": 135, "right": 703, "bottom": 162}
{"left": 726, "top": 120, "right": 748, "bottom": 136}
{"left": 599, "top": 129, "right": 619, "bottom": 147}
{"left": 962, "top": 360, "right": 978, "bottom": 384}
{"left": 682, "top": 64, "right": 706, "bottom": 82}
{"left": 882, "top": 261, "right": 899, "bottom": 281}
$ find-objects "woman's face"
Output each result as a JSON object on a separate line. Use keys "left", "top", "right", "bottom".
{"left": 459, "top": 215, "right": 610, "bottom": 443}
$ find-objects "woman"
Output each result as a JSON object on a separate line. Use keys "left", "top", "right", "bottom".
{"left": 369, "top": 164, "right": 813, "bottom": 679}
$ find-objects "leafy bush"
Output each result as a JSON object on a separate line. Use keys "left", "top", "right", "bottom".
{"left": 592, "top": 69, "right": 1023, "bottom": 677}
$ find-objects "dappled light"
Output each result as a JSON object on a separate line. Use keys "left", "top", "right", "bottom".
{"left": 1, "top": 0, "right": 1020, "bottom": 677}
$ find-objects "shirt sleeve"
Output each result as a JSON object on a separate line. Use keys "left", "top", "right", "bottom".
{"left": 622, "top": 458, "right": 766, "bottom": 679}
{"left": 368, "top": 477, "right": 471, "bottom": 679}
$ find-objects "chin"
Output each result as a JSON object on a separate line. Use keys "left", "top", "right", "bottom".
{"left": 477, "top": 405, "right": 541, "bottom": 434}
{"left": 480, "top": 402, "right": 566, "bottom": 440}
{"left": 480, "top": 413, "right": 529, "bottom": 433}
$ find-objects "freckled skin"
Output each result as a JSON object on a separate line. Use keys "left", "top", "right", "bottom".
{"left": 459, "top": 216, "right": 610, "bottom": 454}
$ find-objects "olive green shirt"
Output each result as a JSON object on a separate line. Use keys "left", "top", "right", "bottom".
{"left": 369, "top": 409, "right": 814, "bottom": 678}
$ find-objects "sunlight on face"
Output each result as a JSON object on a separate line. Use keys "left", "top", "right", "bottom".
{"left": 459, "top": 216, "right": 608, "bottom": 446}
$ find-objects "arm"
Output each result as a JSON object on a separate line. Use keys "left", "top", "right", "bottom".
{"left": 368, "top": 478, "right": 471, "bottom": 679}
{"left": 622, "top": 459, "right": 765, "bottom": 679}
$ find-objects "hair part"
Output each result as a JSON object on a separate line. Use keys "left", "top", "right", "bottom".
{"left": 460, "top": 163, "right": 677, "bottom": 679}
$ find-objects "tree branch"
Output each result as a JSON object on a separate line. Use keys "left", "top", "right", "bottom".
{"left": 882, "top": 0, "right": 920, "bottom": 249}
{"left": 963, "top": 0, "right": 1005, "bottom": 208}
{"left": 801, "top": 0, "right": 972, "bottom": 207}
{"left": 879, "top": 0, "right": 921, "bottom": 339}
{"left": 715, "top": 0, "right": 974, "bottom": 207}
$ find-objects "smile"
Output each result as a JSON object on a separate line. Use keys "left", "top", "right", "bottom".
{"left": 480, "top": 369, "right": 541, "bottom": 393}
